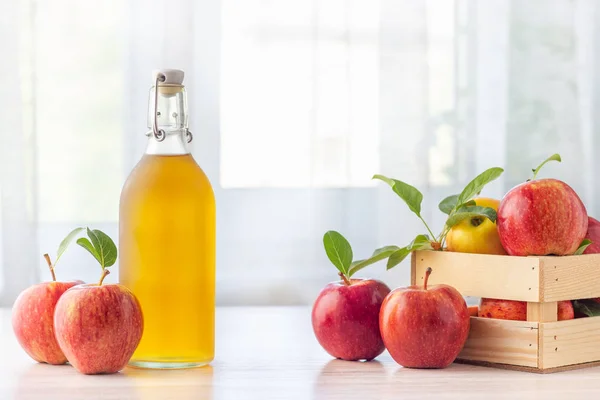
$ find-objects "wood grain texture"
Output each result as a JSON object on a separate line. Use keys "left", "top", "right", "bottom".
{"left": 413, "top": 250, "right": 541, "bottom": 301}
{"left": 540, "top": 254, "right": 600, "bottom": 301}
{"left": 5, "top": 307, "right": 600, "bottom": 399}
{"left": 539, "top": 316, "right": 600, "bottom": 369}
{"left": 527, "top": 302, "right": 558, "bottom": 322}
{"left": 410, "top": 251, "right": 417, "bottom": 286}
{"left": 457, "top": 317, "right": 539, "bottom": 368}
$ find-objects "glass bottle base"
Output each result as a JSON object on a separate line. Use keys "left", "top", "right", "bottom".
{"left": 128, "top": 359, "right": 212, "bottom": 370}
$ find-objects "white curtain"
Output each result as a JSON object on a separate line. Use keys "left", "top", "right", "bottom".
{"left": 1, "top": 0, "right": 599, "bottom": 306}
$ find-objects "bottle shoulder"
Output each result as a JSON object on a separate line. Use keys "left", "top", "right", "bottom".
{"left": 120, "top": 154, "right": 215, "bottom": 201}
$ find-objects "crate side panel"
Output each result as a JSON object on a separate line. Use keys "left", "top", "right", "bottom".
{"left": 540, "top": 317, "right": 600, "bottom": 369}
{"left": 540, "top": 254, "right": 600, "bottom": 302}
{"left": 458, "top": 317, "right": 539, "bottom": 368}
{"left": 413, "top": 251, "right": 541, "bottom": 301}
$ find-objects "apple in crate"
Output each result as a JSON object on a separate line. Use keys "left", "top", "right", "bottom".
{"left": 583, "top": 217, "right": 600, "bottom": 254}
{"left": 497, "top": 155, "right": 588, "bottom": 256}
{"left": 312, "top": 231, "right": 391, "bottom": 361}
{"left": 54, "top": 228, "right": 143, "bottom": 374}
{"left": 380, "top": 267, "right": 470, "bottom": 368}
{"left": 479, "top": 298, "right": 574, "bottom": 321}
{"left": 12, "top": 248, "right": 84, "bottom": 365}
{"left": 446, "top": 197, "right": 507, "bottom": 255}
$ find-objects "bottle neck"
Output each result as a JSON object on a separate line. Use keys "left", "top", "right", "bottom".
{"left": 146, "top": 84, "right": 190, "bottom": 155}
{"left": 145, "top": 130, "right": 190, "bottom": 155}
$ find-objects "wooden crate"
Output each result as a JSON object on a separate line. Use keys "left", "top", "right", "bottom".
{"left": 411, "top": 250, "right": 600, "bottom": 373}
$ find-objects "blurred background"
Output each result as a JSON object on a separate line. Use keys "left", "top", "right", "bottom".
{"left": 1, "top": 0, "right": 600, "bottom": 306}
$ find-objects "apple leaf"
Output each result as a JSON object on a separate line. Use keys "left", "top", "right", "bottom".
{"left": 572, "top": 299, "right": 600, "bottom": 317}
{"left": 531, "top": 153, "right": 561, "bottom": 181}
{"left": 386, "top": 247, "right": 411, "bottom": 270}
{"left": 386, "top": 234, "right": 433, "bottom": 270}
{"left": 75, "top": 228, "right": 117, "bottom": 270}
{"left": 410, "top": 234, "right": 432, "bottom": 248}
{"left": 454, "top": 199, "right": 476, "bottom": 210}
{"left": 323, "top": 230, "right": 353, "bottom": 275}
{"left": 574, "top": 239, "right": 592, "bottom": 255}
{"left": 439, "top": 195, "right": 459, "bottom": 215}
{"left": 445, "top": 206, "right": 497, "bottom": 228}
{"left": 440, "top": 197, "right": 477, "bottom": 217}
{"left": 55, "top": 227, "right": 86, "bottom": 266}
{"left": 76, "top": 237, "right": 102, "bottom": 265}
{"left": 373, "top": 175, "right": 423, "bottom": 216}
{"left": 457, "top": 167, "right": 504, "bottom": 205}
{"left": 348, "top": 245, "right": 400, "bottom": 277}
{"left": 86, "top": 228, "right": 117, "bottom": 268}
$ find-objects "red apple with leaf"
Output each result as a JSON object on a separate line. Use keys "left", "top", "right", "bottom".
{"left": 12, "top": 229, "right": 85, "bottom": 364}
{"left": 379, "top": 267, "right": 470, "bottom": 368}
{"left": 312, "top": 231, "right": 392, "bottom": 361}
{"left": 54, "top": 228, "right": 143, "bottom": 375}
{"left": 497, "top": 154, "right": 589, "bottom": 256}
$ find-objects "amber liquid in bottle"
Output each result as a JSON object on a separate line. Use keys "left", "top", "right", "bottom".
{"left": 119, "top": 70, "right": 215, "bottom": 368}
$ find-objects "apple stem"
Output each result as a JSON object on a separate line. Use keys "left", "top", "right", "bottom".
{"left": 43, "top": 254, "right": 56, "bottom": 282}
{"left": 339, "top": 272, "right": 352, "bottom": 286}
{"left": 98, "top": 269, "right": 110, "bottom": 286}
{"left": 424, "top": 267, "right": 433, "bottom": 290}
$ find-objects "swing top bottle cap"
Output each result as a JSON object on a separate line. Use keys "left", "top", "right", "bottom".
{"left": 152, "top": 69, "right": 185, "bottom": 86}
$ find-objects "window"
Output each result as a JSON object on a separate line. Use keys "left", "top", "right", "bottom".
{"left": 221, "top": 0, "right": 380, "bottom": 188}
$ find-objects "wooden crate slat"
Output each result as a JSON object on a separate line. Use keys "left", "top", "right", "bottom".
{"left": 539, "top": 317, "right": 600, "bottom": 369}
{"left": 413, "top": 251, "right": 541, "bottom": 301}
{"left": 540, "top": 254, "right": 600, "bottom": 302}
{"left": 527, "top": 302, "right": 557, "bottom": 322}
{"left": 457, "top": 317, "right": 539, "bottom": 368}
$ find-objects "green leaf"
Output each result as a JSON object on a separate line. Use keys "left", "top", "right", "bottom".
{"left": 573, "top": 300, "right": 600, "bottom": 317}
{"left": 531, "top": 153, "right": 561, "bottom": 180}
{"left": 76, "top": 237, "right": 102, "bottom": 265}
{"left": 438, "top": 195, "right": 459, "bottom": 215}
{"left": 445, "top": 206, "right": 498, "bottom": 228}
{"left": 410, "top": 234, "right": 432, "bottom": 248}
{"left": 457, "top": 167, "right": 504, "bottom": 205}
{"left": 323, "top": 231, "right": 353, "bottom": 275}
{"left": 55, "top": 227, "right": 85, "bottom": 265}
{"left": 574, "top": 239, "right": 592, "bottom": 255}
{"left": 455, "top": 199, "right": 477, "bottom": 209}
{"left": 348, "top": 245, "right": 400, "bottom": 277}
{"left": 373, "top": 175, "right": 423, "bottom": 216}
{"left": 386, "top": 235, "right": 434, "bottom": 270}
{"left": 386, "top": 247, "right": 412, "bottom": 270}
{"left": 86, "top": 228, "right": 118, "bottom": 269}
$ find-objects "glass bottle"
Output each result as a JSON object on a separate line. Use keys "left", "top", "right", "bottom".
{"left": 119, "top": 69, "right": 216, "bottom": 369}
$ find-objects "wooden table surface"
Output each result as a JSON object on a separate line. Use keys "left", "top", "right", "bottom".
{"left": 2, "top": 306, "right": 600, "bottom": 399}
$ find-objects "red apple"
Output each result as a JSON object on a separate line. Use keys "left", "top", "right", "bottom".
{"left": 478, "top": 298, "right": 526, "bottom": 320}
{"left": 312, "top": 278, "right": 391, "bottom": 361}
{"left": 497, "top": 178, "right": 588, "bottom": 256}
{"left": 12, "top": 279, "right": 83, "bottom": 364}
{"left": 583, "top": 217, "right": 600, "bottom": 254}
{"left": 558, "top": 300, "right": 575, "bottom": 320}
{"left": 379, "top": 268, "right": 470, "bottom": 368}
{"left": 479, "top": 298, "right": 574, "bottom": 321}
{"left": 54, "top": 271, "right": 143, "bottom": 374}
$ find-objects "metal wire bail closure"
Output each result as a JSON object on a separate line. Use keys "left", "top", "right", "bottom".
{"left": 152, "top": 73, "right": 166, "bottom": 142}
{"left": 186, "top": 129, "right": 193, "bottom": 143}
